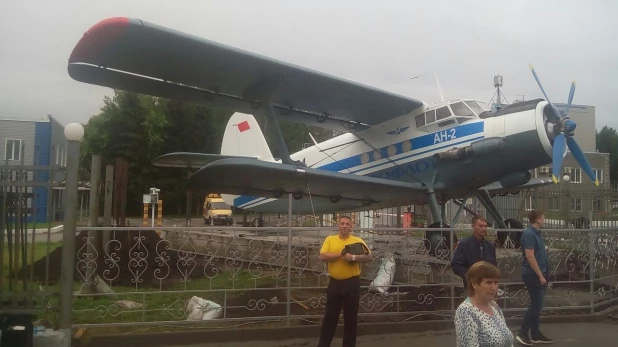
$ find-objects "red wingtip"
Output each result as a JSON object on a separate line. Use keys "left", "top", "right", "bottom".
{"left": 68, "top": 17, "right": 131, "bottom": 64}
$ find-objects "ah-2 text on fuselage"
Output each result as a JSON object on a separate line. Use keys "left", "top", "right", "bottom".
{"left": 66, "top": 17, "right": 598, "bottom": 230}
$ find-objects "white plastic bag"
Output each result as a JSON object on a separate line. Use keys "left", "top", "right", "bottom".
{"left": 369, "top": 256, "right": 396, "bottom": 294}
{"left": 185, "top": 296, "right": 222, "bottom": 320}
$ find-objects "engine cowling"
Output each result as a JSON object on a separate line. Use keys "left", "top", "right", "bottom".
{"left": 498, "top": 171, "right": 531, "bottom": 188}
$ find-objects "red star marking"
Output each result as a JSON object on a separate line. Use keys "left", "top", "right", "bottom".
{"left": 237, "top": 121, "right": 250, "bottom": 132}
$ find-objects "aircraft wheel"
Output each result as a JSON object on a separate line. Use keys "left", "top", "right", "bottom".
{"left": 496, "top": 219, "right": 524, "bottom": 248}
{"left": 252, "top": 218, "right": 264, "bottom": 227}
{"left": 424, "top": 222, "right": 453, "bottom": 256}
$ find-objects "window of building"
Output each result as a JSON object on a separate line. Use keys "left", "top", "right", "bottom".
{"left": 568, "top": 167, "right": 582, "bottom": 183}
{"left": 525, "top": 196, "right": 535, "bottom": 211}
{"left": 548, "top": 197, "right": 560, "bottom": 211}
{"left": 571, "top": 197, "right": 582, "bottom": 212}
{"left": 4, "top": 139, "right": 21, "bottom": 161}
{"left": 593, "top": 169, "right": 603, "bottom": 183}
{"left": 592, "top": 198, "right": 602, "bottom": 212}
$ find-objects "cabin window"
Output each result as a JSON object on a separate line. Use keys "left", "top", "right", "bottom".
{"left": 426, "top": 110, "right": 436, "bottom": 123}
{"left": 415, "top": 114, "right": 425, "bottom": 127}
{"left": 450, "top": 102, "right": 474, "bottom": 117}
{"left": 464, "top": 101, "right": 485, "bottom": 116}
{"left": 436, "top": 107, "right": 451, "bottom": 120}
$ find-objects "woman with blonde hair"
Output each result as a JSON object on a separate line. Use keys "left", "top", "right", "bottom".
{"left": 454, "top": 261, "right": 513, "bottom": 347}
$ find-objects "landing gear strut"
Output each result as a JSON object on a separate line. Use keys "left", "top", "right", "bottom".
{"left": 423, "top": 188, "right": 524, "bottom": 254}
{"left": 423, "top": 190, "right": 455, "bottom": 256}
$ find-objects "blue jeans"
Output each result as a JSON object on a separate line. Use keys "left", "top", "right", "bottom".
{"left": 519, "top": 271, "right": 547, "bottom": 337}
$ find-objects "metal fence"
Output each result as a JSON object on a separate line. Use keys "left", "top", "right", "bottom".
{"left": 4, "top": 127, "right": 618, "bottom": 344}
{"left": 63, "top": 225, "right": 618, "bottom": 332}
{"left": 0, "top": 150, "right": 65, "bottom": 325}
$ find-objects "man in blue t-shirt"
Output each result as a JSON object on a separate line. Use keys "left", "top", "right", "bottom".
{"left": 515, "top": 210, "right": 553, "bottom": 345}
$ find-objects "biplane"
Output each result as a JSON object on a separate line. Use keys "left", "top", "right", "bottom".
{"left": 67, "top": 17, "right": 598, "bottom": 230}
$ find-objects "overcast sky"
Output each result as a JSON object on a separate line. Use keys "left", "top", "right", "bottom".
{"left": 1, "top": 0, "right": 617, "bottom": 130}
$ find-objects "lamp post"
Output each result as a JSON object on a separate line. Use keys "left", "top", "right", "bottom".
{"left": 59, "top": 123, "right": 84, "bottom": 346}
{"left": 563, "top": 174, "right": 571, "bottom": 228}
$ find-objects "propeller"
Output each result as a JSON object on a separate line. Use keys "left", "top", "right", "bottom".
{"left": 529, "top": 64, "right": 599, "bottom": 186}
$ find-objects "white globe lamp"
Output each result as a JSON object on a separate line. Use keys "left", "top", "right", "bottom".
{"left": 64, "top": 123, "right": 84, "bottom": 142}
{"left": 562, "top": 174, "right": 570, "bottom": 183}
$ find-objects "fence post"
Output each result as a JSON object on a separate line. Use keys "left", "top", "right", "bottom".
{"left": 58, "top": 123, "right": 84, "bottom": 346}
{"left": 286, "top": 193, "right": 292, "bottom": 327}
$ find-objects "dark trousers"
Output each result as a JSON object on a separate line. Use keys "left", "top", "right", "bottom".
{"left": 317, "top": 276, "right": 360, "bottom": 347}
{"left": 519, "top": 272, "right": 547, "bottom": 337}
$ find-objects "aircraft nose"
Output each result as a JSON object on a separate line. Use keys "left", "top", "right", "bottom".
{"left": 565, "top": 119, "right": 577, "bottom": 133}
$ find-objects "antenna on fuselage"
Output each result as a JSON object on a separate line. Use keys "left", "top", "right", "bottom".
{"left": 434, "top": 73, "right": 445, "bottom": 102}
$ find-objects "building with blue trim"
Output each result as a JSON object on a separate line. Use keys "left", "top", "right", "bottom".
{"left": 1, "top": 114, "right": 69, "bottom": 223}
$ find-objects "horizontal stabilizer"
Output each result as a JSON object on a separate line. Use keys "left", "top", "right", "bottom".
{"left": 188, "top": 158, "right": 425, "bottom": 203}
{"left": 153, "top": 152, "right": 256, "bottom": 169}
{"left": 482, "top": 177, "right": 554, "bottom": 195}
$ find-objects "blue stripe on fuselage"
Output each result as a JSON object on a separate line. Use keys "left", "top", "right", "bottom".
{"left": 233, "top": 121, "right": 484, "bottom": 207}
{"left": 318, "top": 121, "right": 483, "bottom": 172}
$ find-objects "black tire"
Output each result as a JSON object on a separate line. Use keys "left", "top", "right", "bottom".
{"left": 424, "top": 222, "right": 453, "bottom": 256}
{"left": 496, "top": 218, "right": 524, "bottom": 248}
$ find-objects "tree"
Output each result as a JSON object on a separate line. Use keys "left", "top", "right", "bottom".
{"left": 80, "top": 90, "right": 341, "bottom": 216}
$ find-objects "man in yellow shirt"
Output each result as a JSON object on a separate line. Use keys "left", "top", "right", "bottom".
{"left": 317, "top": 216, "right": 373, "bottom": 347}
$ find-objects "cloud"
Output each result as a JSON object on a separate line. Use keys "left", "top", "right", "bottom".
{"left": 1, "top": 0, "right": 616, "bottom": 130}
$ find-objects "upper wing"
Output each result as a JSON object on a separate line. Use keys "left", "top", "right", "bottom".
{"left": 67, "top": 17, "right": 425, "bottom": 132}
{"left": 187, "top": 158, "right": 425, "bottom": 203}
{"left": 153, "top": 152, "right": 257, "bottom": 169}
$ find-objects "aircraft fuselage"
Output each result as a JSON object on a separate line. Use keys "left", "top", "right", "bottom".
{"left": 227, "top": 99, "right": 555, "bottom": 214}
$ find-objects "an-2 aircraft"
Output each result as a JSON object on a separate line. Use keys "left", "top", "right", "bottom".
{"left": 67, "top": 17, "right": 598, "bottom": 236}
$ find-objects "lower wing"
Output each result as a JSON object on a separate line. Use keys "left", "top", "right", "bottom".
{"left": 153, "top": 152, "right": 258, "bottom": 169}
{"left": 481, "top": 177, "right": 554, "bottom": 195}
{"left": 187, "top": 158, "right": 426, "bottom": 204}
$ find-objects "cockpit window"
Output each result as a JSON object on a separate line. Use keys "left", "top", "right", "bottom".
{"left": 464, "top": 101, "right": 485, "bottom": 116}
{"left": 450, "top": 102, "right": 475, "bottom": 117}
{"left": 436, "top": 106, "right": 451, "bottom": 120}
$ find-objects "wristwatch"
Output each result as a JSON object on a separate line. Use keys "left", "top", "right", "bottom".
{"left": 352, "top": 255, "right": 356, "bottom": 261}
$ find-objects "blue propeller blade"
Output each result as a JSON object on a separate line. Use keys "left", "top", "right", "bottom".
{"left": 564, "top": 81, "right": 576, "bottom": 118}
{"left": 567, "top": 137, "right": 599, "bottom": 186}
{"left": 552, "top": 133, "right": 566, "bottom": 183}
{"left": 529, "top": 63, "right": 562, "bottom": 119}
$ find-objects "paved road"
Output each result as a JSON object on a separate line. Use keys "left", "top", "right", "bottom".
{"left": 162, "top": 322, "right": 617, "bottom": 347}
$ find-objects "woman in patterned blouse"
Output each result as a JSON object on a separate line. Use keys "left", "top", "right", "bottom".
{"left": 454, "top": 261, "right": 514, "bottom": 347}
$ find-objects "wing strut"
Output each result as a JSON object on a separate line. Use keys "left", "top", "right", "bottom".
{"left": 262, "top": 101, "right": 305, "bottom": 166}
